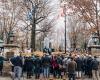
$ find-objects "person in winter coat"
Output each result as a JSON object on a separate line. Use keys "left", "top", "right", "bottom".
{"left": 0, "top": 55, "right": 4, "bottom": 75}
{"left": 83, "top": 55, "right": 88, "bottom": 76}
{"left": 75, "top": 55, "right": 82, "bottom": 78}
{"left": 91, "top": 56, "right": 99, "bottom": 80}
{"left": 67, "top": 57, "right": 77, "bottom": 80}
{"left": 34, "top": 55, "right": 41, "bottom": 79}
{"left": 10, "top": 56, "right": 23, "bottom": 80}
{"left": 86, "top": 55, "right": 93, "bottom": 78}
{"left": 31, "top": 55, "right": 36, "bottom": 75}
{"left": 24, "top": 57, "right": 33, "bottom": 79}
{"left": 41, "top": 53, "right": 51, "bottom": 78}
{"left": 56, "top": 55, "right": 63, "bottom": 78}
{"left": 51, "top": 55, "right": 59, "bottom": 78}
{"left": 63, "top": 56, "right": 71, "bottom": 76}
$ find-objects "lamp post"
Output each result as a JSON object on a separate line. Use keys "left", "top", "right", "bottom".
{"left": 61, "top": 1, "right": 67, "bottom": 54}
{"left": 92, "top": 33, "right": 99, "bottom": 45}
{"left": 9, "top": 31, "right": 15, "bottom": 44}
{"left": 63, "top": 4, "right": 67, "bottom": 54}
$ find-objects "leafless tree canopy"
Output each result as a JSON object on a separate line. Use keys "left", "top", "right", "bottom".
{"left": 0, "top": 0, "right": 56, "bottom": 51}
{"left": 60, "top": 0, "right": 100, "bottom": 50}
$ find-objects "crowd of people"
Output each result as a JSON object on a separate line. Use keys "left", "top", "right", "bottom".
{"left": 0, "top": 52, "right": 100, "bottom": 80}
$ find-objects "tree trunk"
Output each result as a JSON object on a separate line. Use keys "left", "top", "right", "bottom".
{"left": 31, "top": 17, "right": 36, "bottom": 52}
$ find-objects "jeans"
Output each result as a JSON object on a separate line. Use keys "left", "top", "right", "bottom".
{"left": 32, "top": 66, "right": 35, "bottom": 75}
{"left": 92, "top": 70, "right": 99, "bottom": 80}
{"left": 76, "top": 71, "right": 82, "bottom": 78}
{"left": 13, "top": 66, "right": 22, "bottom": 80}
{"left": 68, "top": 73, "right": 76, "bottom": 80}
{"left": 43, "top": 67, "right": 50, "bottom": 78}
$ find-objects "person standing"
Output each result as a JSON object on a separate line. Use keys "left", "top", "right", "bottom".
{"left": 56, "top": 55, "right": 63, "bottom": 78}
{"left": 10, "top": 56, "right": 23, "bottom": 80}
{"left": 41, "top": 53, "right": 51, "bottom": 79}
{"left": 51, "top": 55, "right": 59, "bottom": 78}
{"left": 67, "top": 57, "right": 77, "bottom": 80}
{"left": 83, "top": 54, "right": 88, "bottom": 76}
{"left": 25, "top": 57, "right": 33, "bottom": 79}
{"left": 0, "top": 55, "right": 4, "bottom": 75}
{"left": 34, "top": 55, "right": 41, "bottom": 79}
{"left": 87, "top": 55, "right": 93, "bottom": 78}
{"left": 63, "top": 56, "right": 71, "bottom": 76}
{"left": 75, "top": 55, "right": 82, "bottom": 78}
{"left": 31, "top": 54, "right": 36, "bottom": 75}
{"left": 91, "top": 56, "right": 99, "bottom": 80}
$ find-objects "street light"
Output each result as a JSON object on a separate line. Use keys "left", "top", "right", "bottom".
{"left": 60, "top": 1, "right": 67, "bottom": 54}
{"left": 92, "top": 33, "right": 99, "bottom": 45}
{"left": 63, "top": 4, "right": 67, "bottom": 54}
{"left": 9, "top": 31, "right": 15, "bottom": 44}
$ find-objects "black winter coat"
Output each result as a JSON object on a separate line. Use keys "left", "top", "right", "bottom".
{"left": 75, "top": 57, "right": 82, "bottom": 71}
{"left": 91, "top": 59, "right": 99, "bottom": 70}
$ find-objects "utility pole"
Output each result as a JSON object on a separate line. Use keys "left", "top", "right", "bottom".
{"left": 31, "top": 8, "right": 36, "bottom": 52}
{"left": 96, "top": 0, "right": 100, "bottom": 43}
{"left": 63, "top": 4, "right": 67, "bottom": 54}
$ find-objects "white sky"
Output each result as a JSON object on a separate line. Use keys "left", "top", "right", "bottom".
{"left": 45, "top": 0, "right": 71, "bottom": 49}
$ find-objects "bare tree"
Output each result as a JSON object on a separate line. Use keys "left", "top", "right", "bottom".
{"left": 0, "top": 0, "right": 27, "bottom": 44}
{"left": 0, "top": 0, "right": 57, "bottom": 52}
{"left": 36, "top": 18, "right": 55, "bottom": 50}
{"left": 66, "top": 14, "right": 90, "bottom": 51}
{"left": 24, "top": 0, "right": 55, "bottom": 52}
{"left": 61, "top": 0, "right": 100, "bottom": 42}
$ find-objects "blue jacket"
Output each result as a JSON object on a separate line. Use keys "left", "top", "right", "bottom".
{"left": 10, "top": 56, "right": 23, "bottom": 67}
{"left": 41, "top": 55, "right": 51, "bottom": 68}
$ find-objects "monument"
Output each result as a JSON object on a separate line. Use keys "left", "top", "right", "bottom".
{"left": 88, "top": 32, "right": 100, "bottom": 55}
{"left": 3, "top": 31, "right": 19, "bottom": 59}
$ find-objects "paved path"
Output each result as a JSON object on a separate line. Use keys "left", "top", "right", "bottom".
{"left": 0, "top": 76, "right": 92, "bottom": 80}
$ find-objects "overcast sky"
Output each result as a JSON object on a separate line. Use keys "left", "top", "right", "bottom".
{"left": 44, "top": 0, "right": 71, "bottom": 49}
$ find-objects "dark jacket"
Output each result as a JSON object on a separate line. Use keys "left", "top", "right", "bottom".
{"left": 25, "top": 57, "right": 33, "bottom": 71}
{"left": 87, "top": 57, "right": 93, "bottom": 71}
{"left": 75, "top": 57, "right": 82, "bottom": 71}
{"left": 42, "top": 55, "right": 51, "bottom": 68}
{"left": 34, "top": 57, "right": 41, "bottom": 68}
{"left": 0, "top": 56, "right": 4, "bottom": 65}
{"left": 34, "top": 57, "right": 41, "bottom": 73}
{"left": 57, "top": 57, "right": 63, "bottom": 65}
{"left": 91, "top": 59, "right": 99, "bottom": 70}
{"left": 10, "top": 56, "right": 23, "bottom": 67}
{"left": 68, "top": 60, "right": 77, "bottom": 74}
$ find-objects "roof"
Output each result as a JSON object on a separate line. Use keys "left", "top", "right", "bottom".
{"left": 88, "top": 45, "right": 100, "bottom": 48}
{"left": 3, "top": 44, "right": 19, "bottom": 48}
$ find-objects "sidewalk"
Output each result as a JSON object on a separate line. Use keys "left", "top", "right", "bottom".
{"left": 0, "top": 76, "right": 92, "bottom": 80}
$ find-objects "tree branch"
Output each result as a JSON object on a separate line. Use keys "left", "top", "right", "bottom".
{"left": 36, "top": 16, "right": 46, "bottom": 24}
